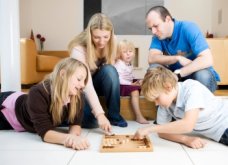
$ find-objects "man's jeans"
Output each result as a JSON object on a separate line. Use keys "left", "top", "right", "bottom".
{"left": 149, "top": 64, "right": 217, "bottom": 92}
{"left": 219, "top": 128, "right": 228, "bottom": 146}
{"left": 81, "top": 64, "right": 125, "bottom": 128}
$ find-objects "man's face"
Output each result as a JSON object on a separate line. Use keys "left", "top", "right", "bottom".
{"left": 146, "top": 11, "right": 171, "bottom": 40}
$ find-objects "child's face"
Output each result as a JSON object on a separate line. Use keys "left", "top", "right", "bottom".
{"left": 153, "top": 88, "right": 176, "bottom": 108}
{"left": 120, "top": 47, "right": 134, "bottom": 64}
{"left": 68, "top": 66, "right": 87, "bottom": 96}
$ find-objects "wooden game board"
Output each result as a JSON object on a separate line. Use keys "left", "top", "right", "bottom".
{"left": 100, "top": 134, "right": 153, "bottom": 152}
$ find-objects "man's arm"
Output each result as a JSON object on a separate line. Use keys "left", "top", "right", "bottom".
{"left": 179, "top": 49, "right": 213, "bottom": 77}
{"left": 148, "top": 49, "right": 180, "bottom": 65}
{"left": 149, "top": 48, "right": 213, "bottom": 77}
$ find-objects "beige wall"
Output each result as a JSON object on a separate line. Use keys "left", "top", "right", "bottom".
{"left": 20, "top": 0, "right": 84, "bottom": 50}
{"left": 165, "top": 0, "right": 212, "bottom": 35}
{"left": 20, "top": 0, "right": 228, "bottom": 50}
{"left": 211, "top": 0, "right": 228, "bottom": 37}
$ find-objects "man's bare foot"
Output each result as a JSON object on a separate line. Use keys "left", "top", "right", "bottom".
{"left": 136, "top": 116, "right": 150, "bottom": 124}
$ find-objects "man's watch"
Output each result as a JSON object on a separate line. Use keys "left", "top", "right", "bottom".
{"left": 174, "top": 69, "right": 182, "bottom": 81}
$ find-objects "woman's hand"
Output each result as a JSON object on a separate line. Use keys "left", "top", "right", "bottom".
{"left": 64, "top": 134, "right": 90, "bottom": 150}
{"left": 97, "top": 113, "right": 112, "bottom": 133}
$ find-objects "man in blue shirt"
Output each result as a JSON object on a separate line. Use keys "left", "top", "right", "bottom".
{"left": 146, "top": 6, "right": 219, "bottom": 92}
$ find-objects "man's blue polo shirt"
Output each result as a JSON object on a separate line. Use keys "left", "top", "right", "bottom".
{"left": 150, "top": 19, "right": 220, "bottom": 81}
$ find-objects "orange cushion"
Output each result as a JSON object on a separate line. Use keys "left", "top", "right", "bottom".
{"left": 36, "top": 55, "right": 63, "bottom": 72}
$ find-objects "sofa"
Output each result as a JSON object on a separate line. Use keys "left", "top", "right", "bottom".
{"left": 20, "top": 38, "right": 228, "bottom": 86}
{"left": 206, "top": 38, "right": 228, "bottom": 85}
{"left": 20, "top": 38, "right": 69, "bottom": 85}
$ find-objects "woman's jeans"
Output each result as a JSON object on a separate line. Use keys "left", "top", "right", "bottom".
{"left": 81, "top": 64, "right": 125, "bottom": 128}
{"left": 149, "top": 64, "right": 217, "bottom": 92}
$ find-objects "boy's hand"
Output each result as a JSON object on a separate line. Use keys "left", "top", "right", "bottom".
{"left": 133, "top": 126, "right": 151, "bottom": 139}
{"left": 183, "top": 136, "right": 207, "bottom": 149}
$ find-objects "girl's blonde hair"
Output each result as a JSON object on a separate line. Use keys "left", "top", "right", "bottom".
{"left": 43, "top": 58, "right": 88, "bottom": 125}
{"left": 116, "top": 39, "right": 135, "bottom": 60}
{"left": 141, "top": 66, "right": 177, "bottom": 101}
{"left": 68, "top": 13, "right": 116, "bottom": 71}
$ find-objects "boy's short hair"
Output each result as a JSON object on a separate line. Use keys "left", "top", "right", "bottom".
{"left": 141, "top": 66, "right": 178, "bottom": 101}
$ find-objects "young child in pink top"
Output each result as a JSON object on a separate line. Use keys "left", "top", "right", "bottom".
{"left": 114, "top": 40, "right": 149, "bottom": 124}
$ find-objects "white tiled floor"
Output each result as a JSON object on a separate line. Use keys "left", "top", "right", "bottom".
{"left": 1, "top": 121, "right": 228, "bottom": 165}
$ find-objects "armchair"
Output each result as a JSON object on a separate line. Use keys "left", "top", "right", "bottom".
{"left": 20, "top": 38, "right": 69, "bottom": 85}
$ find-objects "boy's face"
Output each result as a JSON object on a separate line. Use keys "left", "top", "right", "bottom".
{"left": 153, "top": 88, "right": 176, "bottom": 108}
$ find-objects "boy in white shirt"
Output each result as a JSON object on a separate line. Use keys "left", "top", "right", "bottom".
{"left": 134, "top": 66, "right": 228, "bottom": 148}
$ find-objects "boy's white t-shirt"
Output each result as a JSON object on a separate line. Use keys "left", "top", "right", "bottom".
{"left": 157, "top": 79, "right": 228, "bottom": 142}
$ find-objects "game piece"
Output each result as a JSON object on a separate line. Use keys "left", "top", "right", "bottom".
{"left": 100, "top": 134, "right": 153, "bottom": 152}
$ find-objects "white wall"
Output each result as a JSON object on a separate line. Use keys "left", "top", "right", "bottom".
{"left": 20, "top": 0, "right": 84, "bottom": 50}
{"left": 165, "top": 0, "right": 213, "bottom": 35}
{"left": 211, "top": 0, "right": 228, "bottom": 37}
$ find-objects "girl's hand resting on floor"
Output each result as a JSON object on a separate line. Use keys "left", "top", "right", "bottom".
{"left": 64, "top": 134, "right": 90, "bottom": 150}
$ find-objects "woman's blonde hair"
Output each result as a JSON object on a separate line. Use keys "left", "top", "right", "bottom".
{"left": 141, "top": 66, "right": 177, "bottom": 101}
{"left": 43, "top": 58, "right": 88, "bottom": 125}
{"left": 68, "top": 13, "right": 116, "bottom": 71}
{"left": 116, "top": 39, "right": 135, "bottom": 60}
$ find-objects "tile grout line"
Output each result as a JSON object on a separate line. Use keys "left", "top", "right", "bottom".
{"left": 67, "top": 151, "right": 77, "bottom": 165}
{"left": 67, "top": 130, "right": 91, "bottom": 165}
{"left": 181, "top": 145, "right": 196, "bottom": 165}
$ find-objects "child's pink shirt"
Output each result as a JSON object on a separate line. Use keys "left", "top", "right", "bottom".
{"left": 114, "top": 59, "right": 134, "bottom": 85}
